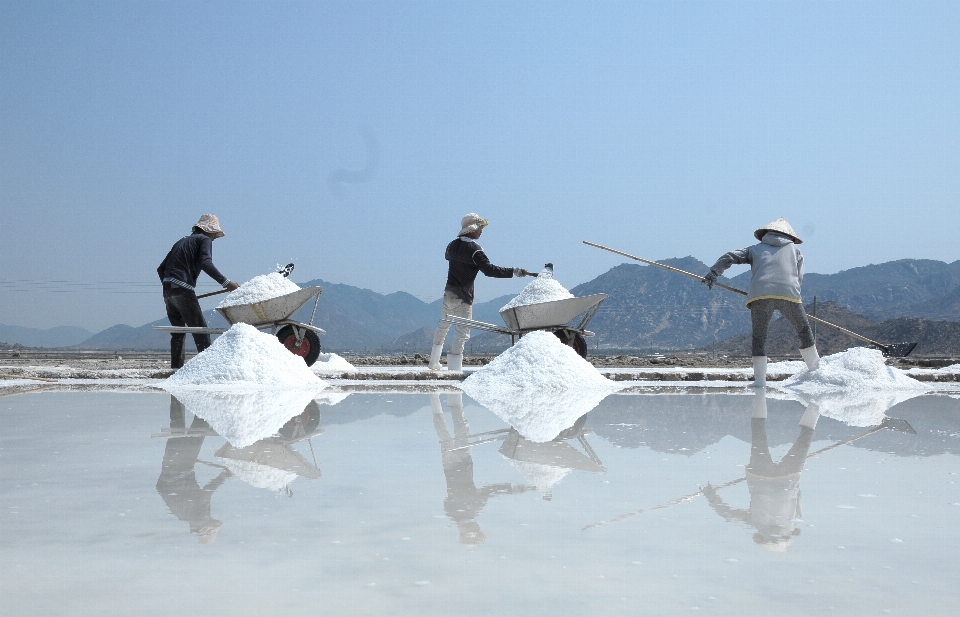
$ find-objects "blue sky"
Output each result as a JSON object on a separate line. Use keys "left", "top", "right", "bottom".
{"left": 2, "top": 1, "right": 958, "bottom": 331}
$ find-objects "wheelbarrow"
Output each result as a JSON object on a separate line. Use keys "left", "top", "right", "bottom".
{"left": 153, "top": 286, "right": 326, "bottom": 366}
{"left": 441, "top": 292, "right": 607, "bottom": 358}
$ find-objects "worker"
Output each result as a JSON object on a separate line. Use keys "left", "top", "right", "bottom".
{"left": 428, "top": 213, "right": 530, "bottom": 371}
{"left": 157, "top": 214, "right": 239, "bottom": 368}
{"left": 702, "top": 217, "right": 820, "bottom": 387}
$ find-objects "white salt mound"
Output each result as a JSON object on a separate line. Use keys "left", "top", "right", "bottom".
{"left": 165, "top": 323, "right": 324, "bottom": 387}
{"left": 163, "top": 386, "right": 323, "bottom": 448}
{"left": 504, "top": 457, "right": 571, "bottom": 498}
{"left": 501, "top": 269, "right": 574, "bottom": 311}
{"left": 311, "top": 352, "right": 356, "bottom": 373}
{"left": 218, "top": 272, "right": 301, "bottom": 308}
{"left": 216, "top": 457, "right": 298, "bottom": 493}
{"left": 776, "top": 347, "right": 928, "bottom": 427}
{"left": 461, "top": 331, "right": 622, "bottom": 442}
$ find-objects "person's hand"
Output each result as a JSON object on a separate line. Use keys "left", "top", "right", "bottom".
{"left": 702, "top": 271, "right": 718, "bottom": 289}
{"left": 513, "top": 267, "right": 532, "bottom": 277}
{"left": 225, "top": 282, "right": 240, "bottom": 291}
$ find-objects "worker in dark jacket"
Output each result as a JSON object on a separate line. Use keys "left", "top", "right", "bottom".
{"left": 428, "top": 213, "right": 529, "bottom": 371}
{"left": 158, "top": 214, "right": 239, "bottom": 368}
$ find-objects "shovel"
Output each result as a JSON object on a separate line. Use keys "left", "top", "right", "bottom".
{"left": 583, "top": 241, "right": 918, "bottom": 357}
{"left": 196, "top": 263, "right": 295, "bottom": 299}
{"left": 582, "top": 415, "right": 916, "bottom": 531}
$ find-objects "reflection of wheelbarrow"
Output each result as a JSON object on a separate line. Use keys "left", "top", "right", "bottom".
{"left": 153, "top": 287, "right": 326, "bottom": 366}
{"left": 442, "top": 293, "right": 607, "bottom": 358}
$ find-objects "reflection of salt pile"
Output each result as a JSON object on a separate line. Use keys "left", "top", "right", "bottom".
{"left": 461, "top": 331, "right": 622, "bottom": 442}
{"left": 501, "top": 269, "right": 574, "bottom": 310}
{"left": 218, "top": 272, "right": 301, "bottom": 308}
{"left": 217, "top": 457, "right": 298, "bottom": 493}
{"left": 311, "top": 353, "right": 356, "bottom": 373}
{"left": 315, "top": 391, "right": 351, "bottom": 406}
{"left": 776, "top": 347, "right": 928, "bottom": 427}
{"left": 164, "top": 387, "right": 322, "bottom": 448}
{"left": 505, "top": 458, "right": 571, "bottom": 498}
{"left": 166, "top": 323, "right": 324, "bottom": 386}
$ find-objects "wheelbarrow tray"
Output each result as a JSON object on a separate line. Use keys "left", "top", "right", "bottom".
{"left": 500, "top": 294, "right": 608, "bottom": 332}
{"left": 216, "top": 286, "right": 322, "bottom": 328}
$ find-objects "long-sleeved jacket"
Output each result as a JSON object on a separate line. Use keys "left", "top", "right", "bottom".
{"left": 157, "top": 233, "right": 230, "bottom": 291}
{"left": 708, "top": 232, "right": 804, "bottom": 307}
{"left": 444, "top": 237, "right": 514, "bottom": 304}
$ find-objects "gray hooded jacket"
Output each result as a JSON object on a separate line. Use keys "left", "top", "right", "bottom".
{"left": 709, "top": 232, "right": 804, "bottom": 306}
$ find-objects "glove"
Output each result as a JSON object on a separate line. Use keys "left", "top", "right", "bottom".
{"left": 513, "top": 267, "right": 530, "bottom": 277}
{"left": 702, "top": 271, "right": 718, "bottom": 289}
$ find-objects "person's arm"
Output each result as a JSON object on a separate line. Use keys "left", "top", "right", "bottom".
{"left": 797, "top": 249, "right": 805, "bottom": 286}
{"left": 196, "top": 236, "right": 231, "bottom": 287}
{"left": 158, "top": 248, "right": 173, "bottom": 282}
{"left": 708, "top": 247, "right": 751, "bottom": 277}
{"left": 472, "top": 248, "right": 515, "bottom": 278}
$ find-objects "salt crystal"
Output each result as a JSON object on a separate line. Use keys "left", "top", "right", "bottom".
{"left": 461, "top": 331, "right": 623, "bottom": 442}
{"left": 501, "top": 268, "right": 574, "bottom": 311}
{"left": 165, "top": 323, "right": 324, "bottom": 387}
{"left": 775, "top": 347, "right": 928, "bottom": 427}
{"left": 218, "top": 272, "right": 301, "bottom": 308}
{"left": 311, "top": 353, "right": 356, "bottom": 373}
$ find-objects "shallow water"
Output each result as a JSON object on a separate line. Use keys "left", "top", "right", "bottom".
{"left": 2, "top": 390, "right": 959, "bottom": 616}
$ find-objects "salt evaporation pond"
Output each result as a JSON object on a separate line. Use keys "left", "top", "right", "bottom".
{"left": 3, "top": 389, "right": 959, "bottom": 615}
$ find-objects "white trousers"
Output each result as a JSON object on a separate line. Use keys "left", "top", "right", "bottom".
{"left": 432, "top": 291, "right": 472, "bottom": 354}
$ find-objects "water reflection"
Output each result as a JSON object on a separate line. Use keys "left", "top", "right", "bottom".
{"left": 156, "top": 396, "right": 227, "bottom": 544}
{"left": 155, "top": 394, "right": 325, "bottom": 540}
{"left": 702, "top": 392, "right": 819, "bottom": 552}
{"left": 431, "top": 393, "right": 535, "bottom": 544}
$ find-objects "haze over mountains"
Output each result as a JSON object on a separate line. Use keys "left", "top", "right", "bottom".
{"left": 2, "top": 257, "right": 958, "bottom": 353}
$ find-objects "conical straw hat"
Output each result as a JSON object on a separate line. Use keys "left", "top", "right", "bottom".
{"left": 754, "top": 217, "right": 801, "bottom": 244}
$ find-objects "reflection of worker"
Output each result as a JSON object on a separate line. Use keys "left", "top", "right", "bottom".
{"left": 428, "top": 214, "right": 530, "bottom": 372}
{"left": 156, "top": 396, "right": 230, "bottom": 544}
{"left": 701, "top": 218, "right": 820, "bottom": 387}
{"left": 157, "top": 214, "right": 240, "bottom": 368}
{"left": 702, "top": 391, "right": 820, "bottom": 552}
{"left": 431, "top": 393, "right": 532, "bottom": 544}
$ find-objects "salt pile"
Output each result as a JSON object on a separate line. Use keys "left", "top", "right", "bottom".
{"left": 218, "top": 272, "right": 301, "bottom": 308}
{"left": 461, "top": 331, "right": 623, "bottom": 442}
{"left": 165, "top": 323, "right": 324, "bottom": 387}
{"left": 311, "top": 352, "right": 356, "bottom": 373}
{"left": 164, "top": 387, "right": 322, "bottom": 448}
{"left": 216, "top": 457, "right": 298, "bottom": 493}
{"left": 775, "top": 347, "right": 928, "bottom": 427}
{"left": 504, "top": 458, "right": 571, "bottom": 498}
{"left": 501, "top": 268, "right": 574, "bottom": 311}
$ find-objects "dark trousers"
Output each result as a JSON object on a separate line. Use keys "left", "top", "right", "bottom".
{"left": 749, "top": 299, "right": 815, "bottom": 356}
{"left": 163, "top": 284, "right": 211, "bottom": 368}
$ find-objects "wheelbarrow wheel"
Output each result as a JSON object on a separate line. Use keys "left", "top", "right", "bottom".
{"left": 277, "top": 326, "right": 322, "bottom": 366}
{"left": 554, "top": 330, "right": 588, "bottom": 359}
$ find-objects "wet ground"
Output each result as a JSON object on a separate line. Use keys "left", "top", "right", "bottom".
{"left": 2, "top": 388, "right": 959, "bottom": 616}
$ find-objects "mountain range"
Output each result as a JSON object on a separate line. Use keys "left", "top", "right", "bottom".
{"left": 2, "top": 257, "right": 957, "bottom": 353}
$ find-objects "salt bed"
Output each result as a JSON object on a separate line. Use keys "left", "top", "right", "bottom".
{"left": 311, "top": 352, "right": 356, "bottom": 373}
{"left": 774, "top": 347, "right": 929, "bottom": 427}
{"left": 218, "top": 272, "right": 301, "bottom": 308}
{"left": 165, "top": 323, "right": 324, "bottom": 387}
{"left": 501, "top": 268, "right": 574, "bottom": 311}
{"left": 163, "top": 386, "right": 323, "bottom": 448}
{"left": 461, "top": 331, "right": 623, "bottom": 442}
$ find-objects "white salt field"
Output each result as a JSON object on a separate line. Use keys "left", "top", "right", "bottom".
{"left": 2, "top": 388, "right": 959, "bottom": 616}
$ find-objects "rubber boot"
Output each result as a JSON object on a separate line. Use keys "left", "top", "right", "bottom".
{"left": 447, "top": 354, "right": 463, "bottom": 372}
{"left": 752, "top": 356, "right": 767, "bottom": 388}
{"left": 799, "top": 402, "right": 820, "bottom": 430}
{"left": 428, "top": 344, "right": 443, "bottom": 370}
{"left": 800, "top": 345, "right": 820, "bottom": 371}
{"left": 752, "top": 390, "right": 768, "bottom": 419}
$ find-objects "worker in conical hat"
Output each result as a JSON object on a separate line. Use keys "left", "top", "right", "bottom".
{"left": 428, "top": 213, "right": 531, "bottom": 371}
{"left": 702, "top": 217, "right": 820, "bottom": 386}
{"left": 157, "top": 214, "right": 240, "bottom": 368}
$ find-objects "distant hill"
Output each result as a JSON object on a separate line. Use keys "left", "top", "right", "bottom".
{"left": 901, "top": 284, "right": 960, "bottom": 322}
{"left": 0, "top": 323, "right": 93, "bottom": 348}
{"left": 75, "top": 311, "right": 229, "bottom": 351}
